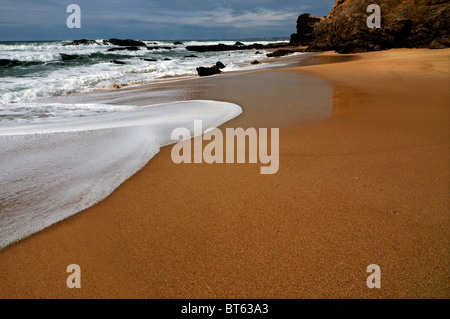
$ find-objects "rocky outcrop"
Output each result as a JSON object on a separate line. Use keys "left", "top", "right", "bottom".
{"left": 290, "top": 14, "right": 322, "bottom": 45}
{"left": 196, "top": 66, "right": 222, "bottom": 77}
{"left": 196, "top": 62, "right": 226, "bottom": 77}
{"left": 110, "top": 60, "right": 126, "bottom": 65}
{"left": 186, "top": 42, "right": 292, "bottom": 52}
{"left": 266, "top": 49, "right": 296, "bottom": 57}
{"left": 0, "top": 59, "right": 21, "bottom": 67}
{"left": 146, "top": 46, "right": 172, "bottom": 50}
{"left": 108, "top": 38, "right": 147, "bottom": 47}
{"left": 187, "top": 43, "right": 241, "bottom": 52}
{"left": 107, "top": 46, "right": 140, "bottom": 52}
{"left": 304, "top": 0, "right": 450, "bottom": 52}
{"left": 65, "top": 38, "right": 147, "bottom": 47}
{"left": 215, "top": 61, "right": 226, "bottom": 69}
{"left": 63, "top": 39, "right": 99, "bottom": 46}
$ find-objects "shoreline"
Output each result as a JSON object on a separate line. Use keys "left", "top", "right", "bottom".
{"left": 0, "top": 48, "right": 448, "bottom": 298}
{"left": 0, "top": 39, "right": 299, "bottom": 106}
{"left": 40, "top": 52, "right": 315, "bottom": 106}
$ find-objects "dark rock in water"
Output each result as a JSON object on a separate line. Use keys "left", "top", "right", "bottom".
{"left": 255, "top": 51, "right": 262, "bottom": 54}
{"left": 266, "top": 49, "right": 295, "bottom": 57}
{"left": 63, "top": 39, "right": 99, "bottom": 46}
{"left": 306, "top": 0, "right": 450, "bottom": 52}
{"left": 187, "top": 43, "right": 235, "bottom": 52}
{"left": 215, "top": 61, "right": 226, "bottom": 69}
{"left": 146, "top": 46, "right": 172, "bottom": 50}
{"left": 251, "top": 60, "right": 261, "bottom": 65}
{"left": 110, "top": 60, "right": 126, "bottom": 65}
{"left": 184, "top": 55, "right": 198, "bottom": 58}
{"left": 186, "top": 42, "right": 292, "bottom": 52}
{"left": 235, "top": 41, "right": 244, "bottom": 46}
{"left": 107, "top": 46, "right": 140, "bottom": 52}
{"left": 196, "top": 66, "right": 222, "bottom": 77}
{"left": 141, "top": 58, "right": 157, "bottom": 62}
{"left": 163, "top": 58, "right": 172, "bottom": 61}
{"left": 0, "top": 59, "right": 21, "bottom": 67}
{"left": 290, "top": 14, "right": 322, "bottom": 45}
{"left": 108, "top": 38, "right": 146, "bottom": 47}
{"left": 173, "top": 41, "right": 183, "bottom": 45}
{"left": 251, "top": 43, "right": 266, "bottom": 50}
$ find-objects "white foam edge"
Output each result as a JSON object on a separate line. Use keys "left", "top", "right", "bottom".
{"left": 0, "top": 100, "right": 242, "bottom": 249}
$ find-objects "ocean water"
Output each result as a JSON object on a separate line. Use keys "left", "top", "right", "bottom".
{"left": 0, "top": 100, "right": 242, "bottom": 249}
{"left": 0, "top": 39, "right": 288, "bottom": 104}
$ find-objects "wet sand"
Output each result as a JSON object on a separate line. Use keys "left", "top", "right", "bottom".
{"left": 0, "top": 49, "right": 448, "bottom": 298}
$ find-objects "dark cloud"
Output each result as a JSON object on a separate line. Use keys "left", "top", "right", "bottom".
{"left": 0, "top": 0, "right": 335, "bottom": 40}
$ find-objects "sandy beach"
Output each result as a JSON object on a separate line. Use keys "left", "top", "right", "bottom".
{"left": 0, "top": 48, "right": 448, "bottom": 298}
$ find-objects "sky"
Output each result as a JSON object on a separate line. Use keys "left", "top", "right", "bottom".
{"left": 0, "top": 0, "right": 335, "bottom": 41}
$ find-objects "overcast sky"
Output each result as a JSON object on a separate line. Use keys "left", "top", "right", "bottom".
{"left": 0, "top": 0, "right": 335, "bottom": 41}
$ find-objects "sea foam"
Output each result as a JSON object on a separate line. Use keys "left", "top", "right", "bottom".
{"left": 0, "top": 100, "right": 242, "bottom": 249}
{"left": 0, "top": 40, "right": 285, "bottom": 104}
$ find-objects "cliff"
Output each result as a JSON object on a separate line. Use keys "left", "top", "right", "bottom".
{"left": 290, "top": 14, "right": 323, "bottom": 45}
{"left": 290, "top": 0, "right": 450, "bottom": 52}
